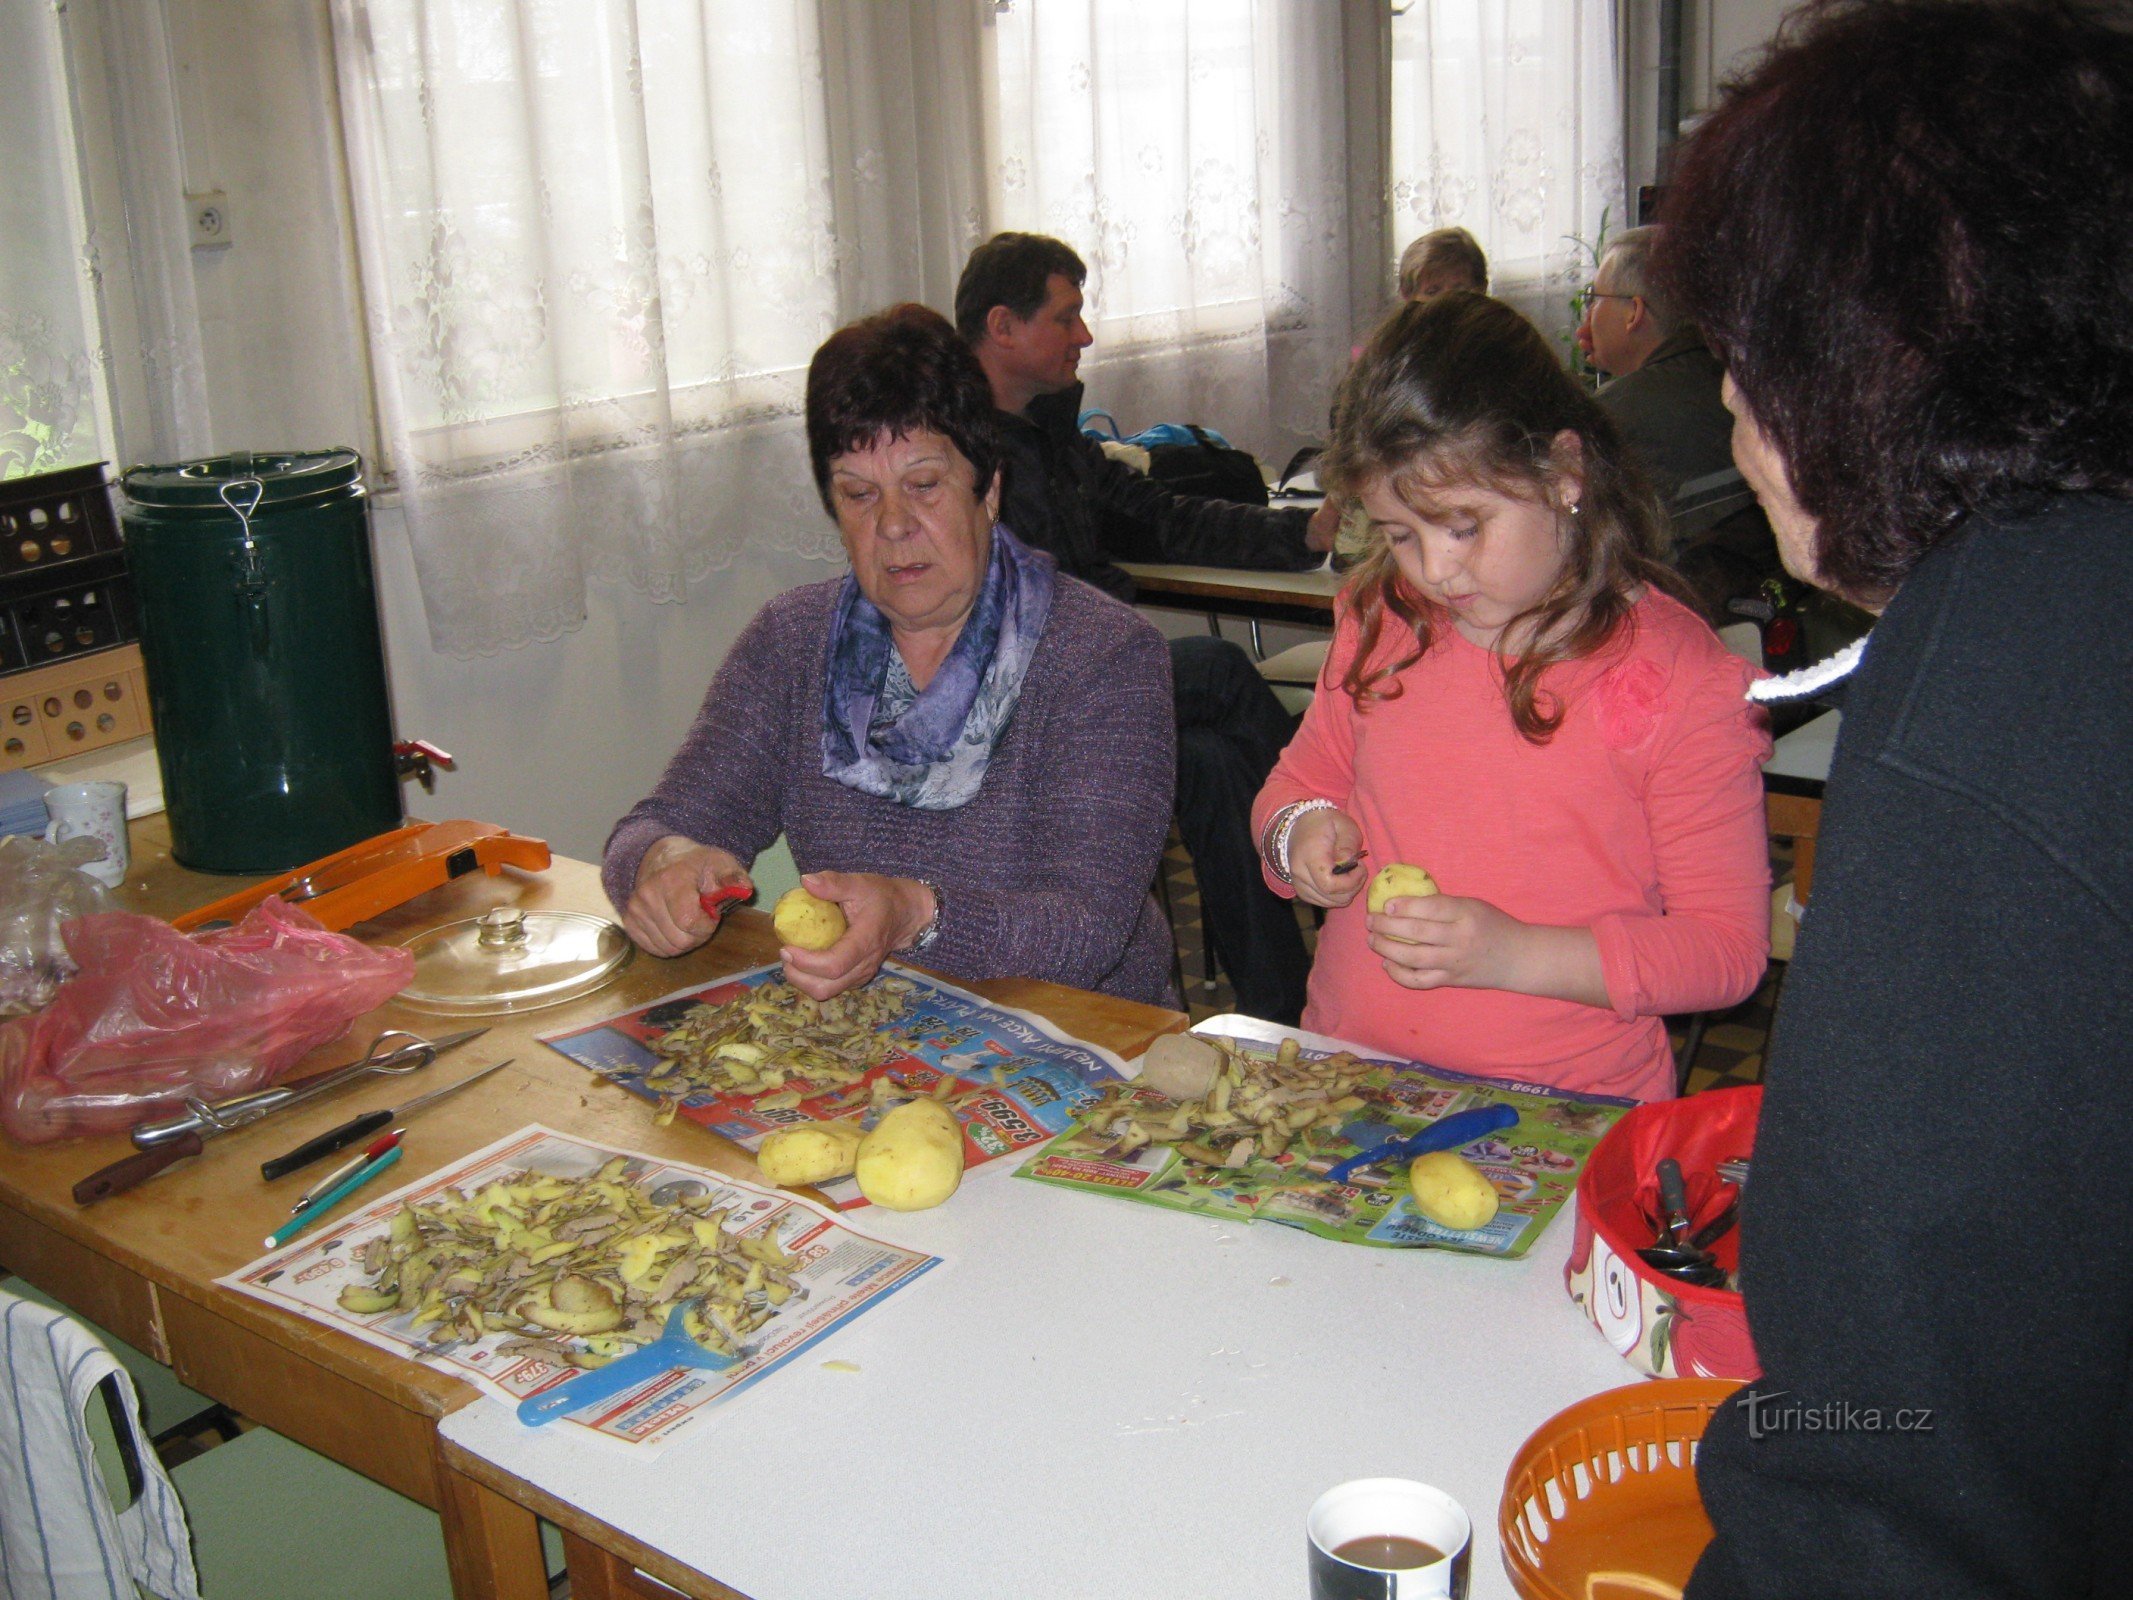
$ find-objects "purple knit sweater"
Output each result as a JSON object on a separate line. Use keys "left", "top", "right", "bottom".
{"left": 603, "top": 574, "right": 1178, "bottom": 1004}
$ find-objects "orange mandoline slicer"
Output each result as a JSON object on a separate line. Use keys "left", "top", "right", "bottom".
{"left": 170, "top": 820, "right": 553, "bottom": 934}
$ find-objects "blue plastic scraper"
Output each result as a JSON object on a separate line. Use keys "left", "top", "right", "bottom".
{"left": 516, "top": 1297, "right": 743, "bottom": 1427}
{"left": 1321, "top": 1102, "right": 1520, "bottom": 1186}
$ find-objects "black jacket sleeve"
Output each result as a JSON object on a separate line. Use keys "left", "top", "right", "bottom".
{"left": 1686, "top": 499, "right": 2133, "bottom": 1600}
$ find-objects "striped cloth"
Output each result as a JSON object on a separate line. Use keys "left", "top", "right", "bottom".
{"left": 0, "top": 1288, "right": 199, "bottom": 1600}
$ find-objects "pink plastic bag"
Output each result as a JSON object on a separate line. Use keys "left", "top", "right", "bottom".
{"left": 0, "top": 897, "right": 413, "bottom": 1144}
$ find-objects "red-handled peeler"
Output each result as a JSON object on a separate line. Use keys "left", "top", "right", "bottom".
{"left": 700, "top": 883, "right": 750, "bottom": 921}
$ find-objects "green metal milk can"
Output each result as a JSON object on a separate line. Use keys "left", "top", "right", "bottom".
{"left": 118, "top": 450, "right": 402, "bottom": 872}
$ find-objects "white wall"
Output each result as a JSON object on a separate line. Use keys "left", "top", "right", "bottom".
{"left": 1688, "top": 0, "right": 1797, "bottom": 111}
{"left": 1622, "top": 0, "right": 1800, "bottom": 200}
{"left": 162, "top": 0, "right": 835, "bottom": 888}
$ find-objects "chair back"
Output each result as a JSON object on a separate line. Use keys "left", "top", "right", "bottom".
{"left": 1766, "top": 786, "right": 1823, "bottom": 906}
{"left": 0, "top": 1287, "right": 200, "bottom": 1600}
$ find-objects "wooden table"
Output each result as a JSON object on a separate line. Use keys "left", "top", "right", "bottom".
{"left": 0, "top": 815, "right": 1184, "bottom": 1600}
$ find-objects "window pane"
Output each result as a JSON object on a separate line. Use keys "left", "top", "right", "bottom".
{"left": 354, "top": 0, "right": 835, "bottom": 444}
{"left": 990, "top": 0, "right": 1280, "bottom": 340}
{"left": 0, "top": 5, "right": 110, "bottom": 479}
{"left": 1389, "top": 0, "right": 1618, "bottom": 342}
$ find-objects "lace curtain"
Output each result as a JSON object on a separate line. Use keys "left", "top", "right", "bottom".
{"left": 1388, "top": 0, "right": 1620, "bottom": 355}
{"left": 332, "top": 0, "right": 855, "bottom": 655}
{"left": 0, "top": 1, "right": 210, "bottom": 480}
{"left": 987, "top": 0, "right": 1371, "bottom": 464}
{"left": 334, "top": 0, "right": 1568, "bottom": 654}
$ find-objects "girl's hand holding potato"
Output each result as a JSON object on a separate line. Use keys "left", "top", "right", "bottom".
{"left": 779, "top": 870, "right": 936, "bottom": 1002}
{"left": 1368, "top": 893, "right": 1610, "bottom": 1009}
{"left": 625, "top": 836, "right": 754, "bottom": 956}
{"left": 1286, "top": 806, "right": 1369, "bottom": 908}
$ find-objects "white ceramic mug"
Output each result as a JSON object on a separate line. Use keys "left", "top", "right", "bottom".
{"left": 44, "top": 780, "right": 129, "bottom": 888}
{"left": 1307, "top": 1478, "right": 1472, "bottom": 1600}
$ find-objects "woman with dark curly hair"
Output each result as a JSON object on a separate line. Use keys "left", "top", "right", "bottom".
{"left": 604, "top": 304, "right": 1176, "bottom": 1003}
{"left": 1655, "top": 4, "right": 2133, "bottom": 1596}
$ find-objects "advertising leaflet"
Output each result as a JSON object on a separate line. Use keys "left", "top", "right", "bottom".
{"left": 1016, "top": 1022, "right": 1633, "bottom": 1258}
{"left": 219, "top": 1125, "right": 939, "bottom": 1454}
{"left": 540, "top": 963, "right": 1128, "bottom": 1209}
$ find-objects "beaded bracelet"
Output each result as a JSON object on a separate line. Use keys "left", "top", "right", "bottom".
{"left": 1264, "top": 799, "right": 1336, "bottom": 885}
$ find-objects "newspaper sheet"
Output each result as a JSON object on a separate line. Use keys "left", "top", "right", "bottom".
{"left": 219, "top": 1124, "right": 939, "bottom": 1453}
{"left": 540, "top": 963, "right": 1128, "bottom": 1208}
{"left": 1015, "top": 1021, "right": 1632, "bottom": 1257}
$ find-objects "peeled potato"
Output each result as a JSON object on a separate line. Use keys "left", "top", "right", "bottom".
{"left": 755, "top": 1120, "right": 864, "bottom": 1188}
{"left": 1407, "top": 1149, "right": 1500, "bottom": 1232}
{"left": 774, "top": 886, "right": 848, "bottom": 951}
{"left": 855, "top": 1099, "right": 965, "bottom": 1211}
{"left": 1139, "top": 1033, "right": 1222, "bottom": 1102}
{"left": 1367, "top": 861, "right": 1440, "bottom": 914}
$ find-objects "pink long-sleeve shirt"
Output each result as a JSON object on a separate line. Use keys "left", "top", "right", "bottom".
{"left": 1254, "top": 591, "right": 1772, "bottom": 1103}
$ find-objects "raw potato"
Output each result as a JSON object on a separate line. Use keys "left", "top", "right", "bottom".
{"left": 1367, "top": 862, "right": 1440, "bottom": 915}
{"left": 1407, "top": 1150, "right": 1499, "bottom": 1232}
{"left": 774, "top": 887, "right": 848, "bottom": 952}
{"left": 855, "top": 1099, "right": 965, "bottom": 1211}
{"left": 1138, "top": 1033, "right": 1222, "bottom": 1102}
{"left": 755, "top": 1121, "right": 864, "bottom": 1188}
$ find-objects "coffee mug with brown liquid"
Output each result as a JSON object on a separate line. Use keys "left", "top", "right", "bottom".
{"left": 1306, "top": 1478, "right": 1471, "bottom": 1599}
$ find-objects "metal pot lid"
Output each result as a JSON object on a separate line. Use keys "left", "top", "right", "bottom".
{"left": 398, "top": 907, "right": 632, "bottom": 1015}
{"left": 120, "top": 449, "right": 362, "bottom": 508}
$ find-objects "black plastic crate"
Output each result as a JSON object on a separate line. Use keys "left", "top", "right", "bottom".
{"left": 0, "top": 463, "right": 122, "bottom": 585}
{"left": 10, "top": 571, "right": 135, "bottom": 666}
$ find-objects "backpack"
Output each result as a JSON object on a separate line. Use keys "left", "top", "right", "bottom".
{"left": 1078, "top": 412, "right": 1268, "bottom": 507}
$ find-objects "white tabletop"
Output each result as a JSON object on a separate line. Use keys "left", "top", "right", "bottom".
{"left": 441, "top": 1151, "right": 1638, "bottom": 1599}
{"left": 1764, "top": 709, "right": 1840, "bottom": 786}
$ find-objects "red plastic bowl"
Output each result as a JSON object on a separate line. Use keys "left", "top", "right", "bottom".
{"left": 1565, "top": 1086, "right": 1760, "bottom": 1380}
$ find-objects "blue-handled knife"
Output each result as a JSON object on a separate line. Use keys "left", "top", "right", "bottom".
{"left": 1322, "top": 1102, "right": 1520, "bottom": 1185}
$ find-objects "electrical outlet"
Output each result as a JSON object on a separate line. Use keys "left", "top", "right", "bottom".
{"left": 187, "top": 189, "right": 232, "bottom": 249}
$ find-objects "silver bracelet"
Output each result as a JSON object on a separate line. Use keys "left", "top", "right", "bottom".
{"left": 897, "top": 879, "right": 943, "bottom": 953}
{"left": 1264, "top": 799, "right": 1336, "bottom": 884}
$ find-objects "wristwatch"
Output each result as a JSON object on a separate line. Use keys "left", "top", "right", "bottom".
{"left": 899, "top": 879, "right": 943, "bottom": 953}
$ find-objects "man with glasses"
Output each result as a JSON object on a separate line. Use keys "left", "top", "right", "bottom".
{"left": 1578, "top": 225, "right": 1778, "bottom": 619}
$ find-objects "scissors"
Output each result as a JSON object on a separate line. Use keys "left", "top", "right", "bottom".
{"left": 73, "top": 1030, "right": 486, "bottom": 1206}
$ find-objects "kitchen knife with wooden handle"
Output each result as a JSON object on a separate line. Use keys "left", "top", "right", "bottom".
{"left": 74, "top": 1134, "right": 206, "bottom": 1206}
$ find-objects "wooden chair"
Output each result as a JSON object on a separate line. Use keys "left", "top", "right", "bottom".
{"left": 1676, "top": 779, "right": 1824, "bottom": 1092}
{"left": 1254, "top": 637, "right": 1329, "bottom": 718}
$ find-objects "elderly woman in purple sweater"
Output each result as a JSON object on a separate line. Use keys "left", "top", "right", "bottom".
{"left": 604, "top": 304, "right": 1177, "bottom": 1005}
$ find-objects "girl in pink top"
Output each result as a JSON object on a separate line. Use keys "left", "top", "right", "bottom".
{"left": 1254, "top": 294, "right": 1771, "bottom": 1103}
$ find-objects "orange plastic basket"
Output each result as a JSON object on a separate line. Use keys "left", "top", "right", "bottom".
{"left": 1499, "top": 1378, "right": 1742, "bottom": 1600}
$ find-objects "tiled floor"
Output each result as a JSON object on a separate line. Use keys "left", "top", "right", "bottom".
{"left": 1159, "top": 834, "right": 1779, "bottom": 1094}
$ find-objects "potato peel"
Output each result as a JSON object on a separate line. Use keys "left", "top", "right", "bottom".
{"left": 643, "top": 976, "right": 919, "bottom": 1100}
{"left": 333, "top": 1156, "right": 803, "bottom": 1368}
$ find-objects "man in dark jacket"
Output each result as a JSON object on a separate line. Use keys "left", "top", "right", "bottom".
{"left": 1580, "top": 224, "right": 1780, "bottom": 621}
{"left": 956, "top": 232, "right": 1335, "bottom": 1022}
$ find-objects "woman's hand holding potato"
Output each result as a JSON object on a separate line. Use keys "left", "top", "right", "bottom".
{"left": 624, "top": 836, "right": 754, "bottom": 956}
{"left": 1285, "top": 806, "right": 1368, "bottom": 908}
{"left": 778, "top": 870, "right": 936, "bottom": 1002}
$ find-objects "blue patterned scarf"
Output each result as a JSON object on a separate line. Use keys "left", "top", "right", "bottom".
{"left": 820, "top": 526, "right": 1056, "bottom": 810}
